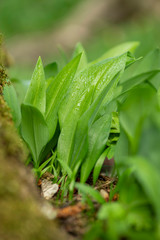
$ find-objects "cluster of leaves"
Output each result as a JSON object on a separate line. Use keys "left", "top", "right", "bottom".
{"left": 3, "top": 42, "right": 138, "bottom": 184}
{"left": 82, "top": 48, "right": 160, "bottom": 240}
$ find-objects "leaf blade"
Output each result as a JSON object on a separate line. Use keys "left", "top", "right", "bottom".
{"left": 3, "top": 84, "right": 21, "bottom": 127}
{"left": 24, "top": 57, "right": 46, "bottom": 114}
{"left": 45, "top": 54, "right": 81, "bottom": 139}
{"left": 21, "top": 104, "right": 49, "bottom": 166}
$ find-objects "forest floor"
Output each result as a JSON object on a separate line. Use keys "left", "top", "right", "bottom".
{"left": 38, "top": 168, "right": 118, "bottom": 239}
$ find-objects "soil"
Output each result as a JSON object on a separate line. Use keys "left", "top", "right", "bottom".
{"left": 37, "top": 172, "right": 118, "bottom": 239}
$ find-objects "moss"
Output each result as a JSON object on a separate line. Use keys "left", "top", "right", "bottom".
{"left": 0, "top": 57, "right": 13, "bottom": 122}
{"left": 0, "top": 121, "right": 67, "bottom": 240}
{"left": 0, "top": 95, "right": 13, "bottom": 123}
{"left": 0, "top": 42, "right": 67, "bottom": 240}
{"left": 0, "top": 66, "right": 7, "bottom": 93}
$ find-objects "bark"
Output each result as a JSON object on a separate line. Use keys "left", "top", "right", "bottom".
{"left": 0, "top": 61, "right": 67, "bottom": 240}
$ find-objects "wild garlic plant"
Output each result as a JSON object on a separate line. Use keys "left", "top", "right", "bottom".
{"left": 4, "top": 42, "right": 160, "bottom": 191}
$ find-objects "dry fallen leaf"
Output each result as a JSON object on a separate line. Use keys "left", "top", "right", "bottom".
{"left": 41, "top": 179, "right": 59, "bottom": 200}
{"left": 57, "top": 203, "right": 86, "bottom": 218}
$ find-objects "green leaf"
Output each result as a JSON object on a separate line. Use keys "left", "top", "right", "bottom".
{"left": 45, "top": 54, "right": 81, "bottom": 140}
{"left": 10, "top": 78, "right": 29, "bottom": 104}
{"left": 39, "top": 123, "right": 60, "bottom": 163}
{"left": 24, "top": 57, "right": 46, "bottom": 114}
{"left": 132, "top": 48, "right": 160, "bottom": 77}
{"left": 91, "top": 41, "right": 139, "bottom": 65}
{"left": 93, "top": 55, "right": 127, "bottom": 102}
{"left": 3, "top": 84, "right": 21, "bottom": 127}
{"left": 119, "top": 85, "right": 156, "bottom": 154}
{"left": 44, "top": 61, "right": 58, "bottom": 79}
{"left": 75, "top": 183, "right": 105, "bottom": 204}
{"left": 21, "top": 104, "right": 49, "bottom": 166}
{"left": 57, "top": 86, "right": 94, "bottom": 166}
{"left": 72, "top": 42, "right": 88, "bottom": 72}
{"left": 59, "top": 53, "right": 128, "bottom": 128}
{"left": 119, "top": 71, "right": 157, "bottom": 96}
{"left": 80, "top": 113, "right": 112, "bottom": 183}
{"left": 149, "top": 72, "right": 160, "bottom": 91}
{"left": 70, "top": 72, "right": 121, "bottom": 170}
{"left": 120, "top": 48, "right": 160, "bottom": 91}
{"left": 57, "top": 45, "right": 68, "bottom": 70}
{"left": 138, "top": 114, "right": 160, "bottom": 170}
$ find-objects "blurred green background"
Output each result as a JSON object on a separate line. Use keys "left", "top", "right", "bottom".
{"left": 0, "top": 0, "right": 160, "bottom": 79}
{"left": 0, "top": 0, "right": 79, "bottom": 37}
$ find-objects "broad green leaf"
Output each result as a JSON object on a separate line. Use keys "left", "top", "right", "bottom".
{"left": 57, "top": 45, "right": 68, "bottom": 70}
{"left": 138, "top": 115, "right": 160, "bottom": 170}
{"left": 97, "top": 69, "right": 125, "bottom": 117}
{"left": 70, "top": 72, "right": 121, "bottom": 169}
{"left": 96, "top": 98, "right": 117, "bottom": 122}
{"left": 119, "top": 71, "right": 158, "bottom": 96}
{"left": 59, "top": 53, "right": 128, "bottom": 128}
{"left": 21, "top": 104, "right": 49, "bottom": 166}
{"left": 24, "top": 57, "right": 46, "bottom": 114}
{"left": 132, "top": 48, "right": 160, "bottom": 77}
{"left": 10, "top": 78, "right": 29, "bottom": 104}
{"left": 45, "top": 54, "right": 81, "bottom": 140}
{"left": 93, "top": 55, "right": 127, "bottom": 101}
{"left": 44, "top": 61, "right": 58, "bottom": 79}
{"left": 120, "top": 48, "right": 160, "bottom": 86}
{"left": 117, "top": 49, "right": 160, "bottom": 115}
{"left": 39, "top": 123, "right": 60, "bottom": 163}
{"left": 75, "top": 183, "right": 105, "bottom": 204}
{"left": 80, "top": 113, "right": 112, "bottom": 183}
{"left": 3, "top": 84, "right": 21, "bottom": 127}
{"left": 91, "top": 41, "right": 139, "bottom": 65}
{"left": 119, "top": 85, "right": 156, "bottom": 154}
{"left": 72, "top": 42, "right": 88, "bottom": 72}
{"left": 46, "top": 77, "right": 55, "bottom": 89}
{"left": 149, "top": 72, "right": 160, "bottom": 91}
{"left": 57, "top": 86, "right": 94, "bottom": 166}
